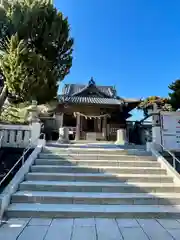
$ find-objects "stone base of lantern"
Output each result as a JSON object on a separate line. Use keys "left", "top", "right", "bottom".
{"left": 58, "top": 127, "right": 70, "bottom": 143}
{"left": 115, "top": 129, "right": 127, "bottom": 145}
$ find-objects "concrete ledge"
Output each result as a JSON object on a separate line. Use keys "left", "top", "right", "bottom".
{"left": 0, "top": 140, "right": 45, "bottom": 222}
{"left": 150, "top": 145, "right": 180, "bottom": 184}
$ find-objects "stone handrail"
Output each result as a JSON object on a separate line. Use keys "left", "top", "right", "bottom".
{"left": 0, "top": 124, "right": 31, "bottom": 148}
{"left": 0, "top": 122, "right": 41, "bottom": 148}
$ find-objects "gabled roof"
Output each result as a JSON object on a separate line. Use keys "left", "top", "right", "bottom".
{"left": 59, "top": 78, "right": 141, "bottom": 107}
{"left": 58, "top": 96, "right": 123, "bottom": 105}
{"left": 62, "top": 78, "right": 116, "bottom": 98}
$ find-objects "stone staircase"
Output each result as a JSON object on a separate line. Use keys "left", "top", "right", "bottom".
{"left": 5, "top": 146, "right": 180, "bottom": 218}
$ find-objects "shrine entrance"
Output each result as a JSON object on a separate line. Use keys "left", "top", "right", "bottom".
{"left": 73, "top": 112, "right": 109, "bottom": 141}
{"left": 87, "top": 119, "right": 95, "bottom": 132}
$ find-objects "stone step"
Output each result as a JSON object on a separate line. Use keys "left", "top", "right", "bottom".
{"left": 38, "top": 153, "right": 155, "bottom": 161}
{"left": 26, "top": 172, "right": 173, "bottom": 183}
{"left": 43, "top": 147, "right": 141, "bottom": 154}
{"left": 19, "top": 181, "right": 180, "bottom": 193}
{"left": 12, "top": 191, "right": 180, "bottom": 205}
{"left": 46, "top": 143, "right": 146, "bottom": 150}
{"left": 35, "top": 159, "right": 160, "bottom": 168}
{"left": 43, "top": 149, "right": 131, "bottom": 155}
{"left": 31, "top": 165, "right": 166, "bottom": 174}
{"left": 6, "top": 203, "right": 180, "bottom": 218}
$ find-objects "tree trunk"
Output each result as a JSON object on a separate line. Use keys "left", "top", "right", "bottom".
{"left": 0, "top": 85, "right": 7, "bottom": 112}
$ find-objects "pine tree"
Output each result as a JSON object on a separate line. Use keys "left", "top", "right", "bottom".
{"left": 0, "top": 0, "right": 73, "bottom": 104}
{"left": 169, "top": 80, "right": 180, "bottom": 110}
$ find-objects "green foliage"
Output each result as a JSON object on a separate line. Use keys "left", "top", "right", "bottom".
{"left": 168, "top": 80, "right": 180, "bottom": 110}
{"left": 1, "top": 34, "right": 58, "bottom": 103}
{"left": 0, "top": 99, "right": 58, "bottom": 123}
{"left": 138, "top": 96, "right": 172, "bottom": 117}
{"left": 0, "top": 34, "right": 29, "bottom": 99}
{"left": 138, "top": 96, "right": 169, "bottom": 109}
{"left": 0, "top": 101, "right": 29, "bottom": 123}
{"left": 0, "top": 0, "right": 73, "bottom": 104}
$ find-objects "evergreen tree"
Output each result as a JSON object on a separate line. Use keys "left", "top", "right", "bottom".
{"left": 169, "top": 80, "right": 180, "bottom": 110}
{"left": 0, "top": 0, "right": 73, "bottom": 104}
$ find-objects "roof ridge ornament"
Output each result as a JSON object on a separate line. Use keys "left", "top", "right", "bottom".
{"left": 88, "top": 77, "right": 95, "bottom": 86}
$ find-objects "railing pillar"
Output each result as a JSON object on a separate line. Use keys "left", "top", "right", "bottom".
{"left": 173, "top": 155, "right": 176, "bottom": 169}
{"left": 30, "top": 122, "right": 41, "bottom": 147}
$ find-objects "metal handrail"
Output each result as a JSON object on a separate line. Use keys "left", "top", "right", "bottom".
{"left": 0, "top": 131, "right": 4, "bottom": 148}
{"left": 159, "top": 143, "right": 180, "bottom": 169}
{"left": 0, "top": 132, "right": 45, "bottom": 186}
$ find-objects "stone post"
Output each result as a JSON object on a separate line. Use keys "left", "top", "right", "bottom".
{"left": 115, "top": 129, "right": 127, "bottom": 145}
{"left": 58, "top": 127, "right": 69, "bottom": 143}
{"left": 31, "top": 122, "right": 41, "bottom": 147}
{"left": 151, "top": 113, "right": 162, "bottom": 151}
{"left": 28, "top": 100, "right": 42, "bottom": 147}
{"left": 75, "top": 113, "right": 81, "bottom": 141}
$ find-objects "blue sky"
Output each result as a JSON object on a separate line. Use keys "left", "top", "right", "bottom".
{"left": 54, "top": 0, "right": 180, "bottom": 120}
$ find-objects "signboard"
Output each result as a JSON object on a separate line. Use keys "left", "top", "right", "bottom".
{"left": 161, "top": 112, "right": 180, "bottom": 151}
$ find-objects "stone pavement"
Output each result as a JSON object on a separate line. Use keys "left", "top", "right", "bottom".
{"left": 1, "top": 218, "right": 180, "bottom": 239}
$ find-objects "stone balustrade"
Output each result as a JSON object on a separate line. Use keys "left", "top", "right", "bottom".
{"left": 0, "top": 122, "right": 41, "bottom": 148}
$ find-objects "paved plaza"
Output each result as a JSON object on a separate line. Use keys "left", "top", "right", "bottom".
{"left": 1, "top": 218, "right": 180, "bottom": 239}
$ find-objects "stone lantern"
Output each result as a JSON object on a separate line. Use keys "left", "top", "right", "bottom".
{"left": 27, "top": 100, "right": 40, "bottom": 123}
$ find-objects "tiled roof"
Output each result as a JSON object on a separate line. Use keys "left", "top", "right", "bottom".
{"left": 62, "top": 84, "right": 140, "bottom": 103}
{"left": 58, "top": 96, "right": 123, "bottom": 105}
{"left": 62, "top": 83, "right": 116, "bottom": 98}
{"left": 60, "top": 80, "right": 141, "bottom": 106}
{"left": 123, "top": 98, "right": 141, "bottom": 103}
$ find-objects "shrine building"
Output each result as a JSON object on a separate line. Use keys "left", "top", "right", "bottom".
{"left": 53, "top": 78, "right": 140, "bottom": 141}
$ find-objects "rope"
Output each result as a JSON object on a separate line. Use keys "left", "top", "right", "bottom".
{"left": 73, "top": 112, "right": 110, "bottom": 119}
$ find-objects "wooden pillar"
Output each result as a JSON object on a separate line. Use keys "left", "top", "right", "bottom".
{"left": 80, "top": 116, "right": 84, "bottom": 139}
{"left": 102, "top": 116, "right": 107, "bottom": 140}
{"left": 61, "top": 113, "right": 64, "bottom": 127}
{"left": 75, "top": 113, "right": 81, "bottom": 140}
{"left": 56, "top": 113, "right": 64, "bottom": 128}
{"left": 107, "top": 124, "right": 110, "bottom": 140}
{"left": 94, "top": 118, "right": 96, "bottom": 132}
{"left": 97, "top": 118, "right": 101, "bottom": 132}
